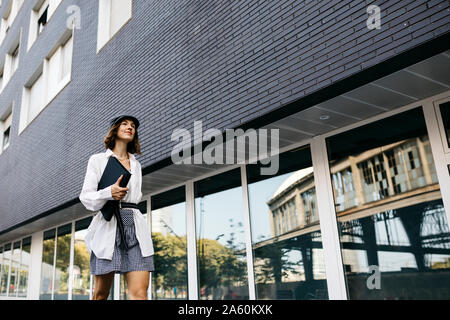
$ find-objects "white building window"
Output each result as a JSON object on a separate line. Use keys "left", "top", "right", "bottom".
{"left": 28, "top": 72, "right": 44, "bottom": 123}
{"left": 10, "top": 42, "right": 19, "bottom": 73}
{"left": 0, "top": 65, "right": 4, "bottom": 92}
{"left": 27, "top": 0, "right": 62, "bottom": 51}
{"left": 97, "top": 0, "right": 132, "bottom": 52}
{"left": 0, "top": 0, "right": 24, "bottom": 44}
{"left": 1, "top": 108, "right": 12, "bottom": 153}
{"left": 19, "top": 30, "right": 73, "bottom": 134}
{"left": 3, "top": 33, "right": 20, "bottom": 88}
{"left": 46, "top": 33, "right": 73, "bottom": 100}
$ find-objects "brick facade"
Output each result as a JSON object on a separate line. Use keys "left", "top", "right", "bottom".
{"left": 0, "top": 0, "right": 449, "bottom": 233}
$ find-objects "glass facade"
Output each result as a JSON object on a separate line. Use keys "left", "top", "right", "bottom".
{"left": 246, "top": 146, "right": 328, "bottom": 300}
{"left": 9, "top": 241, "right": 21, "bottom": 296}
{"left": 72, "top": 217, "right": 92, "bottom": 300}
{"left": 151, "top": 187, "right": 188, "bottom": 300}
{"left": 40, "top": 229, "right": 55, "bottom": 300}
{"left": 327, "top": 107, "right": 450, "bottom": 299}
{"left": 18, "top": 237, "right": 31, "bottom": 298}
{"left": 54, "top": 224, "right": 72, "bottom": 300}
{"left": 1, "top": 100, "right": 449, "bottom": 301}
{"left": 195, "top": 169, "right": 249, "bottom": 300}
{"left": 0, "top": 244, "right": 10, "bottom": 295}
{"left": 0, "top": 238, "right": 31, "bottom": 298}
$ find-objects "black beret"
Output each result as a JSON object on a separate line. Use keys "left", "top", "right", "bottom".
{"left": 109, "top": 115, "right": 140, "bottom": 129}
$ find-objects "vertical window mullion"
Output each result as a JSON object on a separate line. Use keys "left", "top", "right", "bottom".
{"left": 146, "top": 195, "right": 152, "bottom": 300}
{"left": 68, "top": 222, "right": 75, "bottom": 300}
{"left": 240, "top": 164, "right": 256, "bottom": 300}
{"left": 310, "top": 136, "right": 348, "bottom": 300}
{"left": 15, "top": 241, "right": 22, "bottom": 297}
{"left": 5, "top": 245, "right": 11, "bottom": 297}
{"left": 185, "top": 180, "right": 198, "bottom": 300}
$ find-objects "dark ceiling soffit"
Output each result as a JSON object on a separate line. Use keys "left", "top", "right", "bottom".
{"left": 0, "top": 198, "right": 80, "bottom": 238}
{"left": 1, "top": 32, "right": 449, "bottom": 238}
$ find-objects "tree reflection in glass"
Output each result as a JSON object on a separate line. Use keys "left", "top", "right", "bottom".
{"left": 151, "top": 186, "right": 188, "bottom": 300}
{"left": 72, "top": 218, "right": 92, "bottom": 300}
{"left": 195, "top": 168, "right": 249, "bottom": 300}
{"left": 54, "top": 224, "right": 72, "bottom": 300}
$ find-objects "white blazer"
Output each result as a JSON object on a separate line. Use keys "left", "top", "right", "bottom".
{"left": 79, "top": 148, "right": 154, "bottom": 260}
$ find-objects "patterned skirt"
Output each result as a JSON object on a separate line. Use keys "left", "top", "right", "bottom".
{"left": 90, "top": 208, "right": 155, "bottom": 275}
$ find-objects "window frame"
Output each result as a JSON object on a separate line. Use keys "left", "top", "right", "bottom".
{"left": 434, "top": 96, "right": 450, "bottom": 156}
{"left": 27, "top": 0, "right": 63, "bottom": 52}
{"left": 97, "top": 0, "right": 133, "bottom": 53}
{"left": 0, "top": 106, "right": 13, "bottom": 154}
{"left": 0, "top": 0, "right": 24, "bottom": 45}
{"left": 0, "top": 236, "right": 31, "bottom": 300}
{"left": 19, "top": 29, "right": 74, "bottom": 135}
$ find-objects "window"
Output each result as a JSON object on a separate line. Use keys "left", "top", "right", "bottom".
{"left": 332, "top": 167, "right": 357, "bottom": 212}
{"left": 47, "top": 34, "right": 73, "bottom": 99}
{"left": 18, "top": 237, "right": 31, "bottom": 298}
{"left": 1, "top": 111, "right": 12, "bottom": 152}
{"left": 60, "top": 35, "right": 73, "bottom": 82}
{"left": 40, "top": 229, "right": 55, "bottom": 300}
{"left": 0, "top": 0, "right": 24, "bottom": 44}
{"left": 2, "top": 126, "right": 9, "bottom": 149}
{"left": 2, "top": 34, "right": 21, "bottom": 87}
{"left": 439, "top": 102, "right": 450, "bottom": 149}
{"left": 54, "top": 224, "right": 72, "bottom": 300}
{"left": 40, "top": 224, "right": 72, "bottom": 300}
{"left": 246, "top": 146, "right": 328, "bottom": 300}
{"left": 40, "top": 218, "right": 94, "bottom": 301}
{"left": 72, "top": 217, "right": 93, "bottom": 300}
{"left": 0, "top": 243, "right": 10, "bottom": 295}
{"left": 0, "top": 66, "right": 3, "bottom": 91}
{"left": 20, "top": 30, "right": 73, "bottom": 133}
{"left": 194, "top": 169, "right": 249, "bottom": 300}
{"left": 10, "top": 42, "right": 19, "bottom": 75}
{"left": 97, "top": 0, "right": 132, "bottom": 52}
{"left": 26, "top": 71, "right": 44, "bottom": 124}
{"left": 148, "top": 187, "right": 187, "bottom": 300}
{"left": 0, "top": 237, "right": 31, "bottom": 298}
{"left": 37, "top": 5, "right": 48, "bottom": 36}
{"left": 327, "top": 107, "right": 450, "bottom": 300}
{"left": 9, "top": 241, "right": 21, "bottom": 296}
{"left": 27, "top": 0, "right": 63, "bottom": 51}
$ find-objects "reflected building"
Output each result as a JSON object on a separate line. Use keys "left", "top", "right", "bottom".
{"left": 254, "top": 132, "right": 450, "bottom": 299}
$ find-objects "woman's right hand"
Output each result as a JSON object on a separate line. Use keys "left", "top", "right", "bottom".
{"left": 111, "top": 175, "right": 129, "bottom": 200}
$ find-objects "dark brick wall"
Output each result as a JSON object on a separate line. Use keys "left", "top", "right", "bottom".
{"left": 0, "top": 0, "right": 449, "bottom": 232}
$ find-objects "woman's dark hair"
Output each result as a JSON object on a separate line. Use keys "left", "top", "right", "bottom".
{"left": 104, "top": 121, "right": 142, "bottom": 155}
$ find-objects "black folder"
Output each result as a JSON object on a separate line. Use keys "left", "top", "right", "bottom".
{"left": 97, "top": 156, "right": 132, "bottom": 221}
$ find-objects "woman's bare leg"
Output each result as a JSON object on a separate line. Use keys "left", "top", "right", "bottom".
{"left": 126, "top": 271, "right": 150, "bottom": 300}
{"left": 93, "top": 271, "right": 115, "bottom": 300}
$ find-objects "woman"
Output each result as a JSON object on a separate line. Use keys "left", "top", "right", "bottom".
{"left": 79, "top": 115, "right": 154, "bottom": 300}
